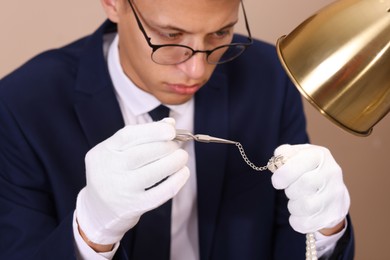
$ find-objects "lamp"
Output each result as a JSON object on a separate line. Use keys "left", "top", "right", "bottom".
{"left": 276, "top": 0, "right": 390, "bottom": 136}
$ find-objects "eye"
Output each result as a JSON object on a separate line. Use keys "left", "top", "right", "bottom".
{"left": 157, "top": 31, "right": 183, "bottom": 41}
{"left": 214, "top": 29, "right": 232, "bottom": 39}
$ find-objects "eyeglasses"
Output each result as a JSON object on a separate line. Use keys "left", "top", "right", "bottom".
{"left": 127, "top": 0, "right": 253, "bottom": 65}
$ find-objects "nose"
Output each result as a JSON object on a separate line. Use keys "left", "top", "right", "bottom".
{"left": 176, "top": 51, "right": 208, "bottom": 80}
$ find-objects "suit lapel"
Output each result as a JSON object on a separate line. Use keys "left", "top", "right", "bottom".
{"left": 74, "top": 90, "right": 124, "bottom": 147}
{"left": 195, "top": 69, "right": 230, "bottom": 260}
{"left": 73, "top": 21, "right": 124, "bottom": 147}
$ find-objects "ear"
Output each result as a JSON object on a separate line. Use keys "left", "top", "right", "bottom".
{"left": 100, "top": 0, "right": 120, "bottom": 23}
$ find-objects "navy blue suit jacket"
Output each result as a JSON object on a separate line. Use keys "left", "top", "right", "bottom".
{"left": 0, "top": 21, "right": 353, "bottom": 259}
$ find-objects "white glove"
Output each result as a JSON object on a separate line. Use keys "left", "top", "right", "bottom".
{"left": 271, "top": 144, "right": 350, "bottom": 234}
{"left": 76, "top": 118, "right": 190, "bottom": 245}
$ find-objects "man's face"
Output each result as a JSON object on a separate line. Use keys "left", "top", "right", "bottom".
{"left": 114, "top": 0, "right": 241, "bottom": 105}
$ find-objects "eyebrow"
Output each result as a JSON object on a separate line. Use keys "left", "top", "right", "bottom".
{"left": 150, "top": 20, "right": 239, "bottom": 34}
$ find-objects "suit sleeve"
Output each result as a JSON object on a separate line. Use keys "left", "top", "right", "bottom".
{"left": 0, "top": 79, "right": 133, "bottom": 260}
{"left": 0, "top": 99, "right": 79, "bottom": 259}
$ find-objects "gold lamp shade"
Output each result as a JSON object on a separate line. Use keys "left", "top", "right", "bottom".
{"left": 277, "top": 0, "right": 390, "bottom": 136}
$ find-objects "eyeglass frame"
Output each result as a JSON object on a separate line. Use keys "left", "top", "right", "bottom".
{"left": 126, "top": 0, "right": 254, "bottom": 65}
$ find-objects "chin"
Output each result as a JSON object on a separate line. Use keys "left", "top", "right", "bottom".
{"left": 161, "top": 94, "right": 193, "bottom": 105}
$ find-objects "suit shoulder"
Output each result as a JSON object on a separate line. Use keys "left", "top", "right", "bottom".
{"left": 0, "top": 35, "right": 94, "bottom": 113}
{"left": 234, "top": 34, "right": 277, "bottom": 53}
{"left": 0, "top": 36, "right": 89, "bottom": 94}
{"left": 224, "top": 34, "right": 285, "bottom": 78}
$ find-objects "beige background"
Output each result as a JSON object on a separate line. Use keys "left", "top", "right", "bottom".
{"left": 1, "top": 1, "right": 389, "bottom": 259}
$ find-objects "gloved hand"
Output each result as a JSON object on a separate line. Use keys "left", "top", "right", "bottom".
{"left": 271, "top": 144, "right": 350, "bottom": 234}
{"left": 76, "top": 118, "right": 190, "bottom": 245}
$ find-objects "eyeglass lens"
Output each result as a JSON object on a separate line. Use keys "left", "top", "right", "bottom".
{"left": 151, "top": 44, "right": 247, "bottom": 65}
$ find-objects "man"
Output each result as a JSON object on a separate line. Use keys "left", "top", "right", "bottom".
{"left": 0, "top": 0, "right": 353, "bottom": 259}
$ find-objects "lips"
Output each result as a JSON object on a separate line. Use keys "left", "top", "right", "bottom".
{"left": 167, "top": 83, "right": 202, "bottom": 95}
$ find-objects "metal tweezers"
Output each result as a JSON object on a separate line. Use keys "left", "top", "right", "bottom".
{"left": 175, "top": 129, "right": 237, "bottom": 144}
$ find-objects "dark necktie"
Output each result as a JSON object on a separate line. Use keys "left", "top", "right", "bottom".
{"left": 148, "top": 104, "right": 170, "bottom": 121}
{"left": 132, "top": 104, "right": 172, "bottom": 259}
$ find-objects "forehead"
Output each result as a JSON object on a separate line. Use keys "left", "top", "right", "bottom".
{"left": 134, "top": 0, "right": 241, "bottom": 31}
